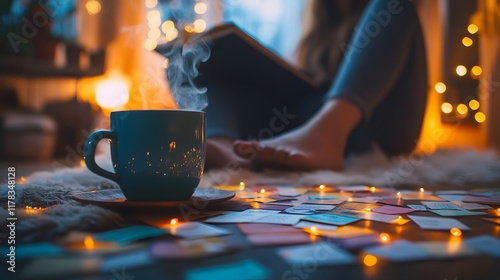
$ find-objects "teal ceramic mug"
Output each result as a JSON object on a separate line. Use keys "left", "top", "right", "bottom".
{"left": 84, "top": 110, "right": 206, "bottom": 201}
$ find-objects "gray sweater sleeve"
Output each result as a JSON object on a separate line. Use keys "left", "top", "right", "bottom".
{"left": 326, "top": 0, "right": 421, "bottom": 119}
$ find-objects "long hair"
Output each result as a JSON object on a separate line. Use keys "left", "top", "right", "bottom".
{"left": 297, "top": 0, "right": 369, "bottom": 85}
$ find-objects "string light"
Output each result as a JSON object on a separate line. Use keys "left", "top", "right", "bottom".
{"left": 468, "top": 99, "right": 480, "bottom": 110}
{"left": 450, "top": 227, "right": 462, "bottom": 237}
{"left": 184, "top": 25, "right": 194, "bottom": 33}
{"left": 319, "top": 184, "right": 325, "bottom": 190}
{"left": 193, "top": 19, "right": 207, "bottom": 33}
{"left": 379, "top": 233, "right": 390, "bottom": 242}
{"left": 310, "top": 226, "right": 318, "bottom": 235}
{"left": 456, "top": 65, "right": 467, "bottom": 76}
{"left": 145, "top": 0, "right": 158, "bottom": 8}
{"left": 434, "top": 82, "right": 447, "bottom": 94}
{"left": 165, "top": 28, "right": 179, "bottom": 41}
{"left": 260, "top": 188, "right": 266, "bottom": 194}
{"left": 170, "top": 218, "right": 179, "bottom": 226}
{"left": 419, "top": 187, "right": 425, "bottom": 193}
{"left": 194, "top": 2, "right": 207, "bottom": 14}
{"left": 471, "top": 66, "right": 483, "bottom": 77}
{"left": 84, "top": 236, "right": 95, "bottom": 250}
{"left": 474, "top": 112, "right": 486, "bottom": 123}
{"left": 370, "top": 186, "right": 376, "bottom": 192}
{"left": 441, "top": 102, "right": 453, "bottom": 114}
{"left": 86, "top": 0, "right": 101, "bottom": 16}
{"left": 396, "top": 192, "right": 401, "bottom": 198}
{"left": 462, "top": 37, "right": 473, "bottom": 47}
{"left": 456, "top": 104, "right": 468, "bottom": 115}
{"left": 363, "top": 255, "right": 378, "bottom": 267}
{"left": 467, "top": 23, "right": 478, "bottom": 34}
{"left": 347, "top": 197, "right": 353, "bottom": 202}
{"left": 148, "top": 28, "right": 161, "bottom": 40}
{"left": 161, "top": 20, "right": 175, "bottom": 33}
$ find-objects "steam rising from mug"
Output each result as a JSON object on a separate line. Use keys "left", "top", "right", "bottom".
{"left": 159, "top": 41, "right": 211, "bottom": 110}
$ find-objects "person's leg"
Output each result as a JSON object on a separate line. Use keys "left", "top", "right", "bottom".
{"left": 234, "top": 0, "right": 427, "bottom": 170}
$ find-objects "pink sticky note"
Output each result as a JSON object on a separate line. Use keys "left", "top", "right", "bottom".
{"left": 373, "top": 205, "right": 415, "bottom": 215}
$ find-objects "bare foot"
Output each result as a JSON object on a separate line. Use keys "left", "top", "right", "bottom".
{"left": 233, "top": 99, "right": 362, "bottom": 171}
{"left": 205, "top": 138, "right": 250, "bottom": 170}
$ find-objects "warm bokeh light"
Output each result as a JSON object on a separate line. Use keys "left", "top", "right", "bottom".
{"left": 148, "top": 28, "right": 161, "bottom": 40}
{"left": 147, "top": 10, "right": 161, "bottom": 28}
{"left": 19, "top": 176, "right": 27, "bottom": 183}
{"left": 162, "top": 20, "right": 175, "bottom": 33}
{"left": 471, "top": 66, "right": 483, "bottom": 76}
{"left": 170, "top": 218, "right": 179, "bottom": 226}
{"left": 371, "top": 186, "right": 376, "bottom": 192}
{"left": 144, "top": 38, "right": 157, "bottom": 50}
{"left": 379, "top": 233, "right": 390, "bottom": 242}
{"left": 468, "top": 23, "right": 478, "bottom": 34}
{"left": 347, "top": 197, "right": 353, "bottom": 202}
{"left": 165, "top": 28, "right": 179, "bottom": 41}
{"left": 193, "top": 19, "right": 207, "bottom": 33}
{"left": 457, "top": 104, "right": 468, "bottom": 115}
{"left": 95, "top": 74, "right": 130, "bottom": 109}
{"left": 184, "top": 25, "right": 194, "bottom": 33}
{"left": 310, "top": 226, "right": 318, "bottom": 235}
{"left": 456, "top": 65, "right": 467, "bottom": 76}
{"left": 319, "top": 184, "right": 325, "bottom": 190}
{"left": 363, "top": 255, "right": 378, "bottom": 267}
{"left": 419, "top": 187, "right": 425, "bottom": 193}
{"left": 468, "top": 99, "right": 480, "bottom": 110}
{"left": 450, "top": 227, "right": 462, "bottom": 237}
{"left": 194, "top": 2, "right": 207, "bottom": 14}
{"left": 145, "top": 0, "right": 158, "bottom": 8}
{"left": 396, "top": 192, "right": 401, "bottom": 198}
{"left": 462, "top": 37, "right": 473, "bottom": 47}
{"left": 80, "top": 160, "right": 86, "bottom": 167}
{"left": 475, "top": 112, "right": 486, "bottom": 123}
{"left": 239, "top": 182, "right": 246, "bottom": 188}
{"left": 441, "top": 102, "right": 453, "bottom": 114}
{"left": 434, "top": 82, "right": 447, "bottom": 94}
{"left": 84, "top": 236, "right": 95, "bottom": 250}
{"left": 260, "top": 188, "right": 266, "bottom": 194}
{"left": 86, "top": 0, "right": 101, "bottom": 16}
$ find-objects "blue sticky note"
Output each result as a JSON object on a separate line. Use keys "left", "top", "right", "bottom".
{"left": 302, "top": 214, "right": 360, "bottom": 226}
{"left": 465, "top": 235, "right": 500, "bottom": 258}
{"left": 185, "top": 259, "right": 271, "bottom": 280}
{"left": 308, "top": 195, "right": 337, "bottom": 200}
{"left": 0, "top": 242, "right": 63, "bottom": 260}
{"left": 430, "top": 210, "right": 487, "bottom": 216}
{"left": 94, "top": 225, "right": 167, "bottom": 245}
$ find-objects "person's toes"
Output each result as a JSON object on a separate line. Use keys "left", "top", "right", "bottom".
{"left": 233, "top": 140, "right": 260, "bottom": 159}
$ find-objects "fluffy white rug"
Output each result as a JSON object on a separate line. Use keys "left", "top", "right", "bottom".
{"left": 1, "top": 147, "right": 499, "bottom": 242}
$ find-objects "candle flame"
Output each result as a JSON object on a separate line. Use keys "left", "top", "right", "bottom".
{"left": 363, "top": 254, "right": 378, "bottom": 267}
{"left": 380, "top": 232, "right": 390, "bottom": 242}
{"left": 450, "top": 227, "right": 462, "bottom": 237}
{"left": 84, "top": 236, "right": 95, "bottom": 250}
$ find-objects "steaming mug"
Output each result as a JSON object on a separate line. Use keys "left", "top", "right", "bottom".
{"left": 84, "top": 110, "right": 206, "bottom": 201}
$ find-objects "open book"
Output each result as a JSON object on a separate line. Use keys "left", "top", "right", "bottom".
{"left": 156, "top": 23, "right": 321, "bottom": 96}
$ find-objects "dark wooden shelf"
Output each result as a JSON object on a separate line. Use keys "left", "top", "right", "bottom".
{"left": 0, "top": 54, "right": 104, "bottom": 78}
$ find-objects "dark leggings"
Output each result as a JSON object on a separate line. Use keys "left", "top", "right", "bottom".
{"left": 203, "top": 0, "right": 428, "bottom": 157}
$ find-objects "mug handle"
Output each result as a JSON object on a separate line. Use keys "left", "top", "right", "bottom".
{"left": 84, "top": 129, "right": 120, "bottom": 184}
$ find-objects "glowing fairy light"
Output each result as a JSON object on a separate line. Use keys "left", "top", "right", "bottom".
{"left": 434, "top": 82, "right": 447, "bottom": 94}
{"left": 260, "top": 188, "right": 266, "bottom": 194}
{"left": 194, "top": 2, "right": 207, "bottom": 14}
{"left": 347, "top": 197, "right": 353, "bottom": 202}
{"left": 145, "top": 0, "right": 158, "bottom": 8}
{"left": 469, "top": 100, "right": 480, "bottom": 110}
{"left": 450, "top": 227, "right": 462, "bottom": 237}
{"left": 319, "top": 184, "right": 325, "bottom": 190}
{"left": 379, "top": 233, "right": 390, "bottom": 242}
{"left": 310, "top": 226, "right": 318, "bottom": 235}
{"left": 456, "top": 104, "right": 468, "bottom": 115}
{"left": 396, "top": 192, "right": 402, "bottom": 198}
{"left": 86, "top": 0, "right": 101, "bottom": 16}
{"left": 462, "top": 37, "right": 473, "bottom": 47}
{"left": 370, "top": 186, "right": 376, "bottom": 192}
{"left": 441, "top": 102, "right": 453, "bottom": 114}
{"left": 456, "top": 65, "right": 467, "bottom": 76}
{"left": 170, "top": 218, "right": 179, "bottom": 226}
{"left": 161, "top": 20, "right": 175, "bottom": 33}
{"left": 239, "top": 182, "right": 246, "bottom": 189}
{"left": 165, "top": 28, "right": 178, "bottom": 42}
{"left": 419, "top": 187, "right": 425, "bottom": 193}
{"left": 193, "top": 19, "right": 207, "bottom": 33}
{"left": 474, "top": 112, "right": 486, "bottom": 123}
{"left": 363, "top": 255, "right": 378, "bottom": 267}
{"left": 471, "top": 66, "right": 482, "bottom": 77}
{"left": 467, "top": 24, "right": 478, "bottom": 34}
{"left": 84, "top": 236, "right": 95, "bottom": 250}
